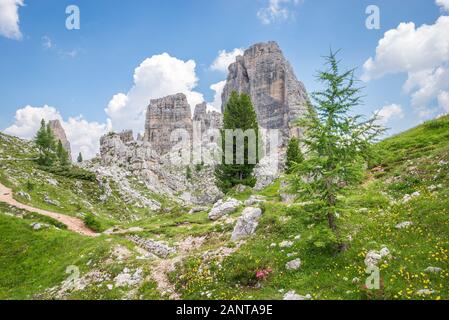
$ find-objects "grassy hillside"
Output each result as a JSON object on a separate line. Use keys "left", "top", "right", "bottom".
{"left": 171, "top": 115, "right": 449, "bottom": 300}
{"left": 0, "top": 133, "right": 173, "bottom": 229}
{"left": 0, "top": 115, "right": 448, "bottom": 300}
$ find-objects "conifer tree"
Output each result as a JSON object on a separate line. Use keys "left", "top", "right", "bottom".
{"left": 77, "top": 152, "right": 83, "bottom": 163}
{"left": 215, "top": 91, "right": 260, "bottom": 192}
{"left": 34, "top": 119, "right": 57, "bottom": 166}
{"left": 291, "top": 50, "right": 384, "bottom": 241}
{"left": 57, "top": 140, "right": 70, "bottom": 167}
{"left": 285, "top": 137, "right": 304, "bottom": 174}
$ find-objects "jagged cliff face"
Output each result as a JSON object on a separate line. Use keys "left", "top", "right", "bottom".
{"left": 94, "top": 41, "right": 310, "bottom": 203}
{"left": 49, "top": 120, "right": 72, "bottom": 159}
{"left": 144, "top": 93, "right": 193, "bottom": 155}
{"left": 99, "top": 128, "right": 223, "bottom": 205}
{"left": 221, "top": 41, "right": 309, "bottom": 142}
{"left": 193, "top": 102, "right": 223, "bottom": 134}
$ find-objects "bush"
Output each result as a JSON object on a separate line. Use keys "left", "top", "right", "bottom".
{"left": 26, "top": 181, "right": 35, "bottom": 192}
{"left": 186, "top": 166, "right": 192, "bottom": 180}
{"left": 83, "top": 213, "right": 102, "bottom": 232}
{"left": 286, "top": 137, "right": 303, "bottom": 174}
{"left": 222, "top": 253, "right": 271, "bottom": 287}
{"left": 306, "top": 224, "right": 339, "bottom": 253}
{"left": 38, "top": 166, "right": 96, "bottom": 181}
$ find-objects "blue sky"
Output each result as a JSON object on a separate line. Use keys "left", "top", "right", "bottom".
{"left": 1, "top": 0, "right": 448, "bottom": 158}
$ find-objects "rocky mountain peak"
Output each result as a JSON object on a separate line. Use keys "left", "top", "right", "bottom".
{"left": 221, "top": 41, "right": 310, "bottom": 144}
{"left": 144, "top": 93, "right": 193, "bottom": 155}
{"left": 49, "top": 120, "right": 72, "bottom": 159}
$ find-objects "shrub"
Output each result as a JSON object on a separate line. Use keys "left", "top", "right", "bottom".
{"left": 83, "top": 213, "right": 102, "bottom": 232}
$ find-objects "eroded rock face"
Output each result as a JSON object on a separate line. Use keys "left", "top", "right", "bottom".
{"left": 221, "top": 41, "right": 309, "bottom": 142}
{"left": 49, "top": 120, "right": 72, "bottom": 159}
{"left": 208, "top": 198, "right": 242, "bottom": 221}
{"left": 193, "top": 102, "right": 223, "bottom": 133}
{"left": 97, "top": 129, "right": 223, "bottom": 206}
{"left": 144, "top": 93, "right": 192, "bottom": 155}
{"left": 231, "top": 207, "right": 262, "bottom": 241}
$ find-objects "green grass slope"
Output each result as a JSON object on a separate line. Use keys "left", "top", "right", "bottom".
{"left": 0, "top": 115, "right": 448, "bottom": 300}
{"left": 171, "top": 115, "right": 449, "bottom": 300}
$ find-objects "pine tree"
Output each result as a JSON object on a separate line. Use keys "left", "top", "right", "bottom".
{"left": 57, "top": 140, "right": 70, "bottom": 167}
{"left": 285, "top": 137, "right": 304, "bottom": 174}
{"left": 77, "top": 152, "right": 83, "bottom": 163}
{"left": 215, "top": 91, "right": 260, "bottom": 192}
{"left": 34, "top": 119, "right": 57, "bottom": 166}
{"left": 291, "top": 50, "right": 384, "bottom": 242}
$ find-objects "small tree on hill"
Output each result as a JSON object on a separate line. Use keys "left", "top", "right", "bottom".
{"left": 285, "top": 137, "right": 304, "bottom": 174}
{"left": 56, "top": 140, "right": 70, "bottom": 167}
{"left": 35, "top": 119, "right": 57, "bottom": 166}
{"left": 77, "top": 152, "right": 83, "bottom": 163}
{"left": 215, "top": 91, "right": 260, "bottom": 192}
{"left": 291, "top": 50, "right": 384, "bottom": 247}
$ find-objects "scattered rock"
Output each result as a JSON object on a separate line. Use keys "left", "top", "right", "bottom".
{"left": 283, "top": 290, "right": 311, "bottom": 300}
{"left": 243, "top": 195, "right": 266, "bottom": 206}
{"left": 235, "top": 184, "right": 248, "bottom": 193}
{"left": 395, "top": 221, "right": 413, "bottom": 229}
{"left": 285, "top": 258, "right": 301, "bottom": 271}
{"left": 208, "top": 198, "right": 241, "bottom": 220}
{"left": 424, "top": 266, "right": 442, "bottom": 273}
{"left": 402, "top": 192, "right": 420, "bottom": 203}
{"left": 279, "top": 240, "right": 294, "bottom": 248}
{"left": 379, "top": 247, "right": 390, "bottom": 257}
{"left": 44, "top": 195, "right": 60, "bottom": 206}
{"left": 365, "top": 247, "right": 390, "bottom": 267}
{"left": 188, "top": 206, "right": 209, "bottom": 214}
{"left": 47, "top": 178, "right": 58, "bottom": 186}
{"left": 30, "top": 222, "right": 48, "bottom": 230}
{"left": 111, "top": 245, "right": 133, "bottom": 261}
{"left": 18, "top": 191, "right": 31, "bottom": 201}
{"left": 127, "top": 235, "right": 175, "bottom": 258}
{"left": 231, "top": 207, "right": 262, "bottom": 241}
{"left": 279, "top": 181, "right": 295, "bottom": 204}
{"left": 114, "top": 268, "right": 143, "bottom": 287}
{"left": 416, "top": 289, "right": 435, "bottom": 296}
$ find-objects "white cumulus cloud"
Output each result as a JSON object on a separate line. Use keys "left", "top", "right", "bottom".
{"left": 105, "top": 53, "right": 204, "bottom": 134}
{"left": 208, "top": 80, "right": 226, "bottom": 112}
{"left": 375, "top": 104, "right": 404, "bottom": 124}
{"left": 438, "top": 91, "right": 449, "bottom": 112}
{"left": 3, "top": 105, "right": 111, "bottom": 160}
{"left": 210, "top": 48, "right": 244, "bottom": 73}
{"left": 257, "top": 0, "right": 302, "bottom": 25}
{"left": 436, "top": 0, "right": 449, "bottom": 11}
{"left": 362, "top": 15, "right": 449, "bottom": 118}
{"left": 0, "top": 0, "right": 24, "bottom": 40}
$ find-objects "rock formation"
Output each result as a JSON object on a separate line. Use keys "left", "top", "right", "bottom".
{"left": 144, "top": 93, "right": 193, "bottom": 155}
{"left": 221, "top": 41, "right": 309, "bottom": 142}
{"left": 49, "top": 120, "right": 72, "bottom": 159}
{"left": 193, "top": 102, "right": 223, "bottom": 134}
{"left": 98, "top": 128, "right": 222, "bottom": 206}
{"left": 221, "top": 41, "right": 311, "bottom": 190}
{"left": 91, "top": 41, "right": 311, "bottom": 205}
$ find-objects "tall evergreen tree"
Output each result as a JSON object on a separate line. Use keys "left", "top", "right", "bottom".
{"left": 34, "top": 119, "right": 57, "bottom": 166}
{"left": 77, "top": 152, "right": 83, "bottom": 163}
{"left": 215, "top": 91, "right": 260, "bottom": 192}
{"left": 285, "top": 137, "right": 304, "bottom": 174}
{"left": 291, "top": 50, "right": 384, "bottom": 239}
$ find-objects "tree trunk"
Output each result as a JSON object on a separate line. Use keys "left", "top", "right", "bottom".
{"left": 327, "top": 211, "right": 337, "bottom": 232}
